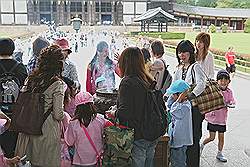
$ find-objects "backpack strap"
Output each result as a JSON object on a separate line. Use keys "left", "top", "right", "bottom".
{"left": 81, "top": 124, "right": 102, "bottom": 166}
{"left": 0, "top": 61, "right": 19, "bottom": 74}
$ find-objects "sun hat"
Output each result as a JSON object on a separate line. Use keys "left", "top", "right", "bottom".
{"left": 74, "top": 92, "right": 94, "bottom": 106}
{"left": 166, "top": 80, "right": 190, "bottom": 95}
{"left": 54, "top": 38, "right": 72, "bottom": 53}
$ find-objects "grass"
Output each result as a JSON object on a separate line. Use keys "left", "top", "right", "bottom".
{"left": 170, "top": 32, "right": 250, "bottom": 56}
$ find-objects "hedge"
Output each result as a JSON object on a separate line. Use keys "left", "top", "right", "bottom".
{"left": 138, "top": 32, "right": 185, "bottom": 40}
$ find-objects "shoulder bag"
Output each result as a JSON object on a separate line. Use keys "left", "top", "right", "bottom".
{"left": 190, "top": 63, "right": 225, "bottom": 114}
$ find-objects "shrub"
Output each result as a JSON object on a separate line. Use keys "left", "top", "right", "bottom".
{"left": 221, "top": 23, "right": 228, "bottom": 33}
{"left": 209, "top": 24, "right": 216, "bottom": 33}
{"left": 244, "top": 18, "right": 250, "bottom": 33}
{"left": 138, "top": 32, "right": 185, "bottom": 40}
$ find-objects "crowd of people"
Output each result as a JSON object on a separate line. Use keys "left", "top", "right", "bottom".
{"left": 0, "top": 30, "right": 236, "bottom": 167}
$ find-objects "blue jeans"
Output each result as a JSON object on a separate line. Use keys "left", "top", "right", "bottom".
{"left": 132, "top": 139, "right": 158, "bottom": 167}
{"left": 170, "top": 146, "right": 187, "bottom": 167}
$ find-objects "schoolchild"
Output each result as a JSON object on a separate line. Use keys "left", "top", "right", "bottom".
{"left": 201, "top": 70, "right": 236, "bottom": 162}
{"left": 64, "top": 92, "right": 112, "bottom": 167}
{"left": 167, "top": 80, "right": 193, "bottom": 167}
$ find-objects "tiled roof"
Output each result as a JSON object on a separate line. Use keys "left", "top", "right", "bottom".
{"left": 173, "top": 3, "right": 250, "bottom": 18}
{"left": 134, "top": 7, "right": 177, "bottom": 22}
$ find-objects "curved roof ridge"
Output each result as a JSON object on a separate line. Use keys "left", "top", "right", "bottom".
{"left": 173, "top": 3, "right": 250, "bottom": 18}
{"left": 134, "top": 7, "right": 177, "bottom": 22}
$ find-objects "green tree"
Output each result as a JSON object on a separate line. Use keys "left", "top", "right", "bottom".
{"left": 244, "top": 18, "right": 250, "bottom": 33}
{"left": 196, "top": 0, "right": 217, "bottom": 7}
{"left": 216, "top": 0, "right": 250, "bottom": 8}
{"left": 176, "top": 0, "right": 196, "bottom": 5}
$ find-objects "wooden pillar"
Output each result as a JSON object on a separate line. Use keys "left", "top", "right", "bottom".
{"left": 242, "top": 19, "right": 245, "bottom": 30}
{"left": 141, "top": 21, "right": 143, "bottom": 32}
{"left": 147, "top": 21, "right": 150, "bottom": 32}
{"left": 187, "top": 14, "right": 189, "bottom": 24}
{"left": 215, "top": 17, "right": 217, "bottom": 26}
{"left": 166, "top": 21, "right": 168, "bottom": 32}
{"left": 201, "top": 16, "right": 204, "bottom": 29}
{"left": 228, "top": 18, "right": 231, "bottom": 27}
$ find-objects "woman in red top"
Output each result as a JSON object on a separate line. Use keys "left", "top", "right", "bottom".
{"left": 225, "top": 47, "right": 236, "bottom": 77}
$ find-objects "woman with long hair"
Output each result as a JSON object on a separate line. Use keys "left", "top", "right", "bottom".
{"left": 15, "top": 45, "right": 65, "bottom": 167}
{"left": 109, "top": 47, "right": 158, "bottom": 167}
{"left": 173, "top": 40, "right": 206, "bottom": 167}
{"left": 195, "top": 32, "right": 215, "bottom": 79}
{"left": 86, "top": 41, "right": 120, "bottom": 95}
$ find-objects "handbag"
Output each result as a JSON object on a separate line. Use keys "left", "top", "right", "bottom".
{"left": 103, "top": 119, "right": 134, "bottom": 167}
{"left": 190, "top": 64, "right": 225, "bottom": 114}
{"left": 81, "top": 124, "right": 102, "bottom": 167}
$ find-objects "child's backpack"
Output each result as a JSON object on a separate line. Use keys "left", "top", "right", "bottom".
{"left": 0, "top": 62, "right": 20, "bottom": 105}
{"left": 10, "top": 77, "right": 59, "bottom": 135}
{"left": 136, "top": 78, "right": 168, "bottom": 141}
{"left": 160, "top": 59, "right": 172, "bottom": 94}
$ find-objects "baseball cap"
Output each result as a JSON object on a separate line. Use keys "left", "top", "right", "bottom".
{"left": 54, "top": 38, "right": 72, "bottom": 53}
{"left": 166, "top": 80, "right": 190, "bottom": 95}
{"left": 217, "top": 69, "right": 230, "bottom": 80}
{"left": 74, "top": 92, "right": 94, "bottom": 106}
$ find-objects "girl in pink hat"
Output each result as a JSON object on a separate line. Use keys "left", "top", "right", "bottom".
{"left": 64, "top": 92, "right": 113, "bottom": 166}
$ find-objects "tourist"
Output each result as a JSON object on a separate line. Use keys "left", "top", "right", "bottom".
{"left": 54, "top": 38, "right": 80, "bottom": 89}
{"left": 64, "top": 92, "right": 112, "bottom": 166}
{"left": 0, "top": 38, "right": 27, "bottom": 158}
{"left": 15, "top": 45, "right": 65, "bottom": 167}
{"left": 109, "top": 47, "right": 158, "bottom": 167}
{"left": 149, "top": 40, "right": 165, "bottom": 90}
{"left": 167, "top": 80, "right": 193, "bottom": 167}
{"left": 225, "top": 46, "right": 236, "bottom": 78}
{"left": 86, "top": 41, "right": 120, "bottom": 95}
{"left": 201, "top": 70, "right": 236, "bottom": 163}
{"left": 27, "top": 37, "right": 50, "bottom": 74}
{"left": 195, "top": 32, "right": 215, "bottom": 79}
{"left": 174, "top": 40, "right": 206, "bottom": 167}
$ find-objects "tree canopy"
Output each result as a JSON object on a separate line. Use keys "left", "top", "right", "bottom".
{"left": 176, "top": 0, "right": 250, "bottom": 8}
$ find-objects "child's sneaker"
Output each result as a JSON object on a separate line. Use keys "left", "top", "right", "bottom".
{"left": 200, "top": 143, "right": 204, "bottom": 155}
{"left": 216, "top": 152, "right": 227, "bottom": 162}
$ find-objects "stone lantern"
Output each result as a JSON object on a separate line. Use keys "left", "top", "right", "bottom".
{"left": 71, "top": 17, "right": 82, "bottom": 33}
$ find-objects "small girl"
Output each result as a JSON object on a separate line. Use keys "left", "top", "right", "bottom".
{"left": 64, "top": 92, "right": 112, "bottom": 167}
{"left": 201, "top": 70, "right": 236, "bottom": 162}
{"left": 0, "top": 111, "right": 20, "bottom": 167}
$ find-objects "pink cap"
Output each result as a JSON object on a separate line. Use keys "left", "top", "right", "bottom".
{"left": 74, "top": 92, "right": 94, "bottom": 106}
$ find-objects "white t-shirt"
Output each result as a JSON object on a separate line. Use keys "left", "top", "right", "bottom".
{"left": 197, "top": 51, "right": 215, "bottom": 79}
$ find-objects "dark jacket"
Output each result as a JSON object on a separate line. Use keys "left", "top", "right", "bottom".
{"left": 116, "top": 75, "right": 147, "bottom": 140}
